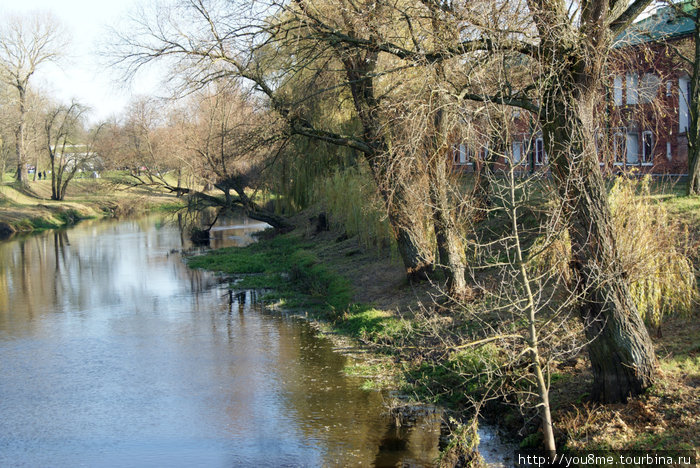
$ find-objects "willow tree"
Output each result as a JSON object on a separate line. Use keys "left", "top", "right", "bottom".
{"left": 318, "top": 0, "right": 659, "bottom": 401}
{"left": 112, "top": 0, "right": 439, "bottom": 281}
{"left": 446, "top": 0, "right": 658, "bottom": 402}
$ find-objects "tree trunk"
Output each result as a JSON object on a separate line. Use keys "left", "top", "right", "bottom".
{"left": 341, "top": 55, "right": 433, "bottom": 280}
{"left": 426, "top": 99, "right": 469, "bottom": 298}
{"left": 14, "top": 86, "right": 28, "bottom": 186}
{"left": 228, "top": 181, "right": 294, "bottom": 232}
{"left": 688, "top": 15, "right": 700, "bottom": 196}
{"left": 50, "top": 154, "right": 58, "bottom": 200}
{"left": 543, "top": 87, "right": 656, "bottom": 403}
{"left": 427, "top": 155, "right": 468, "bottom": 297}
{"left": 523, "top": 0, "right": 658, "bottom": 402}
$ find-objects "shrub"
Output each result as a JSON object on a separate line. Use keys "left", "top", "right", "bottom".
{"left": 530, "top": 176, "right": 697, "bottom": 329}
{"left": 609, "top": 176, "right": 697, "bottom": 328}
{"left": 315, "top": 165, "right": 395, "bottom": 252}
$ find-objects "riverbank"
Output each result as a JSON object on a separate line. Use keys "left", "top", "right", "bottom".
{"left": 187, "top": 192, "right": 700, "bottom": 464}
{"left": 0, "top": 177, "right": 183, "bottom": 237}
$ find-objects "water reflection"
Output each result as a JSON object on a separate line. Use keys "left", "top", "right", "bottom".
{"left": 0, "top": 214, "right": 440, "bottom": 467}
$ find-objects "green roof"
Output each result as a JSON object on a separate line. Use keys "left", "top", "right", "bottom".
{"left": 616, "top": 1, "right": 696, "bottom": 46}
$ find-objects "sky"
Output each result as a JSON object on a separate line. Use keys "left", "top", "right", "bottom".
{"left": 0, "top": 0, "right": 164, "bottom": 123}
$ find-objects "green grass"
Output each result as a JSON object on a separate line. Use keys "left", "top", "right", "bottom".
{"left": 401, "top": 345, "right": 502, "bottom": 407}
{"left": 187, "top": 232, "right": 414, "bottom": 348}
{"left": 187, "top": 233, "right": 354, "bottom": 314}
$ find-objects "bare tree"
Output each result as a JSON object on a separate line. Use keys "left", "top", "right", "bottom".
{"left": 181, "top": 85, "right": 294, "bottom": 230}
{"left": 0, "top": 11, "right": 66, "bottom": 187}
{"left": 44, "top": 101, "right": 101, "bottom": 200}
{"left": 111, "top": 0, "right": 438, "bottom": 280}
{"left": 410, "top": 0, "right": 659, "bottom": 403}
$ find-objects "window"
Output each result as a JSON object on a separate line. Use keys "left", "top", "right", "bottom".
{"left": 626, "top": 73, "right": 639, "bottom": 105}
{"left": 680, "top": 76, "right": 691, "bottom": 133}
{"left": 666, "top": 81, "right": 673, "bottom": 97}
{"left": 640, "top": 73, "right": 660, "bottom": 103}
{"left": 458, "top": 143, "right": 467, "bottom": 164}
{"left": 626, "top": 132, "right": 639, "bottom": 164}
{"left": 479, "top": 144, "right": 489, "bottom": 161}
{"left": 667, "top": 141, "right": 672, "bottom": 161}
{"left": 613, "top": 76, "right": 623, "bottom": 106}
{"left": 613, "top": 132, "right": 625, "bottom": 165}
{"left": 535, "top": 138, "right": 545, "bottom": 165}
{"left": 512, "top": 141, "right": 523, "bottom": 164}
{"left": 641, "top": 131, "right": 654, "bottom": 165}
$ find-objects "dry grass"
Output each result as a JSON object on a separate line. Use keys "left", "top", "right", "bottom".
{"left": 609, "top": 176, "right": 698, "bottom": 328}
{"left": 550, "top": 312, "right": 700, "bottom": 453}
{"left": 0, "top": 177, "right": 181, "bottom": 233}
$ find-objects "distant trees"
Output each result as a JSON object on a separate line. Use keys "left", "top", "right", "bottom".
{"left": 44, "top": 101, "right": 101, "bottom": 200}
{"left": 0, "top": 11, "right": 66, "bottom": 187}
{"left": 179, "top": 86, "right": 292, "bottom": 229}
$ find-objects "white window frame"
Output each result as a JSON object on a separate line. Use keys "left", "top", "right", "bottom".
{"left": 613, "top": 75, "right": 623, "bottom": 106}
{"left": 512, "top": 140, "right": 523, "bottom": 165}
{"left": 641, "top": 131, "right": 654, "bottom": 166}
{"left": 534, "top": 138, "right": 545, "bottom": 165}
{"left": 626, "top": 73, "right": 639, "bottom": 105}
{"left": 627, "top": 132, "right": 640, "bottom": 165}
{"left": 680, "top": 76, "right": 691, "bottom": 133}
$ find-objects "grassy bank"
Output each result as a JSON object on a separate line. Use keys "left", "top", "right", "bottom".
{"left": 187, "top": 187, "right": 700, "bottom": 461}
{"left": 0, "top": 175, "right": 184, "bottom": 236}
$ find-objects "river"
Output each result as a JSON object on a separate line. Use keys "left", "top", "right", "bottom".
{"left": 0, "top": 214, "right": 449, "bottom": 467}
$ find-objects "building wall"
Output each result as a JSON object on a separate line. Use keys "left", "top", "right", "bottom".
{"left": 450, "top": 33, "right": 693, "bottom": 177}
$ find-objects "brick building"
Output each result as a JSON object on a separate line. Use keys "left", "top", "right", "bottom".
{"left": 452, "top": 2, "right": 695, "bottom": 177}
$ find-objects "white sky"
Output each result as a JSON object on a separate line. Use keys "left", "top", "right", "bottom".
{"left": 0, "top": 0, "right": 164, "bottom": 123}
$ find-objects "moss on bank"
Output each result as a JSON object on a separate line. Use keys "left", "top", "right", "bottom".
{"left": 187, "top": 233, "right": 409, "bottom": 346}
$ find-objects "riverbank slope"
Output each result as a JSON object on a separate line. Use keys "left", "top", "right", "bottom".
{"left": 188, "top": 193, "right": 700, "bottom": 463}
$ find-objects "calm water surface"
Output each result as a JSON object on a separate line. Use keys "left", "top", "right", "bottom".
{"left": 0, "top": 215, "right": 441, "bottom": 467}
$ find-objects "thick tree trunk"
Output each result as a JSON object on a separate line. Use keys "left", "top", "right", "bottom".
{"left": 427, "top": 156, "right": 468, "bottom": 297}
{"left": 367, "top": 152, "right": 433, "bottom": 280}
{"left": 426, "top": 98, "right": 469, "bottom": 298}
{"left": 688, "top": 17, "right": 700, "bottom": 196}
{"left": 342, "top": 55, "right": 433, "bottom": 280}
{"left": 690, "top": 148, "right": 700, "bottom": 195}
{"left": 525, "top": 0, "right": 657, "bottom": 402}
{"left": 543, "top": 89, "right": 656, "bottom": 403}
